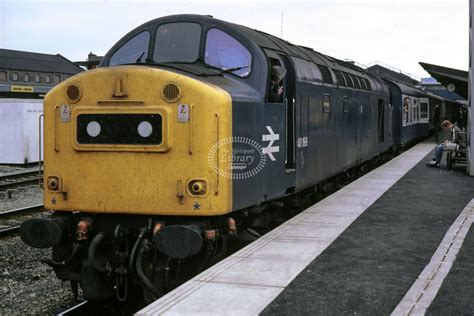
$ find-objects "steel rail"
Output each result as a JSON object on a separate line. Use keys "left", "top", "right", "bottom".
{"left": 0, "top": 225, "right": 20, "bottom": 237}
{"left": 0, "top": 169, "right": 40, "bottom": 180}
{"left": 0, "top": 204, "right": 45, "bottom": 237}
{"left": 57, "top": 300, "right": 90, "bottom": 315}
{"left": 0, "top": 204, "right": 44, "bottom": 218}
{"left": 0, "top": 177, "right": 42, "bottom": 190}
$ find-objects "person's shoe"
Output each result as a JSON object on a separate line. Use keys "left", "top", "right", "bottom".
{"left": 426, "top": 161, "right": 440, "bottom": 167}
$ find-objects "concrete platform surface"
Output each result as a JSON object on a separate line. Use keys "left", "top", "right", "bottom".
{"left": 137, "top": 142, "right": 474, "bottom": 315}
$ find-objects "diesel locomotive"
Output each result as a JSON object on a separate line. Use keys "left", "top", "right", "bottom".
{"left": 20, "top": 14, "right": 458, "bottom": 302}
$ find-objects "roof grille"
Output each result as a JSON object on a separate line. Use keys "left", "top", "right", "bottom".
{"left": 343, "top": 72, "right": 354, "bottom": 88}
{"left": 317, "top": 65, "right": 333, "bottom": 84}
{"left": 334, "top": 70, "right": 346, "bottom": 87}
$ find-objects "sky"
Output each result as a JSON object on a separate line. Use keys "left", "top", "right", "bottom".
{"left": 0, "top": 0, "right": 469, "bottom": 79}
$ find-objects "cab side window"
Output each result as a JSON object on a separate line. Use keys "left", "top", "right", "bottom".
{"left": 268, "top": 58, "right": 286, "bottom": 103}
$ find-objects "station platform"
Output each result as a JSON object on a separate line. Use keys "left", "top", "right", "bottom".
{"left": 137, "top": 141, "right": 474, "bottom": 315}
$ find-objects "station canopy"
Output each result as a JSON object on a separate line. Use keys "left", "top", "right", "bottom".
{"left": 419, "top": 62, "right": 468, "bottom": 100}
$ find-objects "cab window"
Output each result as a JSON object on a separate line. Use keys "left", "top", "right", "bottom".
{"left": 110, "top": 31, "right": 150, "bottom": 66}
{"left": 153, "top": 22, "right": 201, "bottom": 63}
{"left": 205, "top": 28, "right": 251, "bottom": 77}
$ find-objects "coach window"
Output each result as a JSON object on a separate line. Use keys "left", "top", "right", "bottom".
{"left": 54, "top": 74, "right": 61, "bottom": 83}
{"left": 110, "top": 31, "right": 150, "bottom": 66}
{"left": 45, "top": 75, "right": 51, "bottom": 84}
{"left": 154, "top": 23, "right": 201, "bottom": 63}
{"left": 323, "top": 94, "right": 331, "bottom": 113}
{"left": 420, "top": 101, "right": 428, "bottom": 119}
{"left": 12, "top": 72, "right": 18, "bottom": 81}
{"left": 403, "top": 97, "right": 410, "bottom": 125}
{"left": 35, "top": 74, "right": 40, "bottom": 83}
{"left": 24, "top": 73, "right": 30, "bottom": 82}
{"left": 205, "top": 28, "right": 251, "bottom": 77}
{"left": 0, "top": 71, "right": 6, "bottom": 82}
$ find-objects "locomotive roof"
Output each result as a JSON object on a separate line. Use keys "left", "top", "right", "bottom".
{"left": 113, "top": 14, "right": 383, "bottom": 89}
{"left": 202, "top": 15, "right": 374, "bottom": 77}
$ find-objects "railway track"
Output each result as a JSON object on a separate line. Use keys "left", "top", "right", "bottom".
{"left": 0, "top": 169, "right": 42, "bottom": 190}
{"left": 57, "top": 300, "right": 91, "bottom": 315}
{"left": 57, "top": 300, "right": 132, "bottom": 315}
{"left": 0, "top": 204, "right": 44, "bottom": 237}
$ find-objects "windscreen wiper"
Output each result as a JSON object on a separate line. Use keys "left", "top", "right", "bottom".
{"left": 219, "top": 65, "right": 250, "bottom": 75}
{"left": 120, "top": 61, "right": 224, "bottom": 77}
{"left": 136, "top": 52, "right": 145, "bottom": 63}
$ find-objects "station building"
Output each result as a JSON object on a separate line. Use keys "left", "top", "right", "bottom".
{"left": 0, "top": 49, "right": 83, "bottom": 164}
{"left": 0, "top": 49, "right": 83, "bottom": 97}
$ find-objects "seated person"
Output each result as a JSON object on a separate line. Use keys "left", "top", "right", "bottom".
{"left": 426, "top": 120, "right": 462, "bottom": 167}
{"left": 268, "top": 65, "right": 287, "bottom": 103}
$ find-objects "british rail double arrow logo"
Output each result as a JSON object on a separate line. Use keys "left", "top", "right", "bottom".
{"left": 262, "top": 126, "right": 279, "bottom": 161}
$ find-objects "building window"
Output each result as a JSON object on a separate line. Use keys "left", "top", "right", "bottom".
{"left": 54, "top": 74, "right": 61, "bottom": 83}
{"left": 0, "top": 71, "right": 6, "bottom": 81}
{"left": 323, "top": 94, "right": 331, "bottom": 113}
{"left": 12, "top": 72, "right": 19, "bottom": 81}
{"left": 24, "top": 73, "right": 30, "bottom": 82}
{"left": 45, "top": 75, "right": 51, "bottom": 83}
{"left": 35, "top": 74, "right": 41, "bottom": 83}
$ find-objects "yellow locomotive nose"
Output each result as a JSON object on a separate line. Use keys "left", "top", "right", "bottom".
{"left": 43, "top": 66, "right": 232, "bottom": 216}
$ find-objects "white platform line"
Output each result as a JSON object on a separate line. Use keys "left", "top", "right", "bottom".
{"left": 137, "top": 142, "right": 434, "bottom": 316}
{"left": 391, "top": 199, "right": 474, "bottom": 316}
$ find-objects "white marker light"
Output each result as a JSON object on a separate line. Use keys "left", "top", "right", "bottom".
{"left": 86, "top": 121, "right": 101, "bottom": 137}
{"left": 138, "top": 121, "right": 153, "bottom": 137}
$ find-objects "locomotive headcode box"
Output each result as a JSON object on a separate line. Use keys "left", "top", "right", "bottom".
{"left": 0, "top": 98, "right": 44, "bottom": 164}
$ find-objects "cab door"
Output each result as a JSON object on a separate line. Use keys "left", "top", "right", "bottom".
{"left": 262, "top": 49, "right": 296, "bottom": 199}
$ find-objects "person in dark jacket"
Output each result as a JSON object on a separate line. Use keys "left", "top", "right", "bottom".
{"left": 269, "top": 66, "right": 286, "bottom": 103}
{"left": 426, "top": 120, "right": 461, "bottom": 167}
